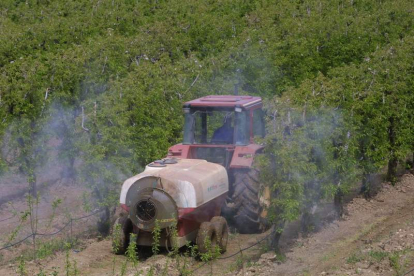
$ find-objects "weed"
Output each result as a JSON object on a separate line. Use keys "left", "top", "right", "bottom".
{"left": 72, "top": 259, "right": 79, "bottom": 276}
{"left": 146, "top": 265, "right": 154, "bottom": 276}
{"left": 36, "top": 238, "right": 76, "bottom": 260}
{"left": 179, "top": 242, "right": 190, "bottom": 275}
{"left": 17, "top": 256, "right": 27, "bottom": 276}
{"left": 388, "top": 249, "right": 411, "bottom": 275}
{"left": 65, "top": 243, "right": 71, "bottom": 276}
{"left": 8, "top": 210, "right": 30, "bottom": 243}
{"left": 259, "top": 237, "right": 271, "bottom": 254}
{"left": 36, "top": 268, "right": 46, "bottom": 276}
{"left": 151, "top": 220, "right": 161, "bottom": 255}
{"left": 199, "top": 235, "right": 220, "bottom": 262}
{"left": 346, "top": 252, "right": 363, "bottom": 264}
{"left": 81, "top": 192, "right": 92, "bottom": 213}
{"left": 161, "top": 258, "right": 170, "bottom": 276}
{"left": 17, "top": 237, "right": 80, "bottom": 263}
{"left": 197, "top": 233, "right": 221, "bottom": 276}
{"left": 276, "top": 251, "right": 287, "bottom": 263}
{"left": 50, "top": 267, "right": 59, "bottom": 276}
{"left": 389, "top": 251, "right": 403, "bottom": 275}
{"left": 368, "top": 250, "right": 389, "bottom": 262}
{"left": 168, "top": 219, "right": 179, "bottom": 257}
{"left": 112, "top": 222, "right": 122, "bottom": 253}
{"left": 45, "top": 198, "right": 62, "bottom": 232}
{"left": 190, "top": 243, "right": 198, "bottom": 259}
{"left": 246, "top": 260, "right": 257, "bottom": 268}
{"left": 126, "top": 233, "right": 139, "bottom": 268}
{"left": 120, "top": 259, "right": 128, "bottom": 276}
{"left": 230, "top": 255, "right": 244, "bottom": 271}
{"left": 296, "top": 241, "right": 304, "bottom": 247}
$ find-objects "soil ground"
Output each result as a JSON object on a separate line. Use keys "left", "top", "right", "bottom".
{"left": 0, "top": 173, "right": 414, "bottom": 276}
{"left": 231, "top": 173, "right": 414, "bottom": 276}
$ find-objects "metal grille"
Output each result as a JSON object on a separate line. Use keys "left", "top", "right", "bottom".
{"left": 136, "top": 200, "right": 156, "bottom": 222}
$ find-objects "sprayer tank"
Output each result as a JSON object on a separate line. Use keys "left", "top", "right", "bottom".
{"left": 120, "top": 158, "right": 228, "bottom": 209}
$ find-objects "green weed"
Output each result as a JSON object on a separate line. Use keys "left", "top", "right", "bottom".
{"left": 346, "top": 252, "right": 363, "bottom": 264}
{"left": 368, "top": 250, "right": 389, "bottom": 262}
{"left": 389, "top": 252, "right": 401, "bottom": 274}
{"left": 17, "top": 256, "right": 27, "bottom": 276}
{"left": 151, "top": 220, "right": 161, "bottom": 255}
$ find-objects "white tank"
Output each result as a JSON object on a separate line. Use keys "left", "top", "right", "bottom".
{"left": 120, "top": 158, "right": 229, "bottom": 209}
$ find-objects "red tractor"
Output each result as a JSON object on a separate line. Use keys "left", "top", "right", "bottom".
{"left": 168, "top": 95, "right": 269, "bottom": 233}
{"left": 114, "top": 95, "right": 269, "bottom": 255}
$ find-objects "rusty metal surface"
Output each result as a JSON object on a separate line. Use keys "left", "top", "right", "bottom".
{"left": 229, "top": 144, "right": 264, "bottom": 168}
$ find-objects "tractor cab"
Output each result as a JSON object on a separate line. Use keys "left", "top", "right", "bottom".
{"left": 168, "top": 95, "right": 265, "bottom": 168}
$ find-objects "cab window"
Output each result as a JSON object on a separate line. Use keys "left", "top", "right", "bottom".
{"left": 252, "top": 109, "right": 265, "bottom": 138}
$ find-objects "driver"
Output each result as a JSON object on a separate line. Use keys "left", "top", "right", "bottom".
{"left": 211, "top": 114, "right": 233, "bottom": 144}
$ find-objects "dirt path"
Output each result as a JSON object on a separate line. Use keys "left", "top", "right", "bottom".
{"left": 0, "top": 226, "right": 270, "bottom": 275}
{"left": 1, "top": 174, "right": 414, "bottom": 276}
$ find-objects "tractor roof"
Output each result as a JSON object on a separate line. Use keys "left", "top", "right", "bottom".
{"left": 184, "top": 95, "right": 262, "bottom": 108}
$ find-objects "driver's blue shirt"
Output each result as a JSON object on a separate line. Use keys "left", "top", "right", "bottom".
{"left": 211, "top": 125, "right": 233, "bottom": 144}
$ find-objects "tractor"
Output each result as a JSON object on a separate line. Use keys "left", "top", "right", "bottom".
{"left": 113, "top": 95, "right": 269, "bottom": 255}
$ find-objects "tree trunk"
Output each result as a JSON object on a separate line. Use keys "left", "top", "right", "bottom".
{"left": 387, "top": 157, "right": 398, "bottom": 185}
{"left": 334, "top": 190, "right": 343, "bottom": 218}
{"left": 270, "top": 221, "right": 284, "bottom": 251}
{"left": 387, "top": 117, "right": 397, "bottom": 185}
{"left": 360, "top": 173, "right": 371, "bottom": 199}
{"left": 411, "top": 151, "right": 414, "bottom": 173}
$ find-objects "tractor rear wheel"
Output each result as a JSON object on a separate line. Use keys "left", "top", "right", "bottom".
{"left": 112, "top": 216, "right": 133, "bottom": 255}
{"left": 225, "top": 169, "right": 270, "bottom": 234}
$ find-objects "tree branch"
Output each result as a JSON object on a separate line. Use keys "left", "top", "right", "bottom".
{"left": 81, "top": 106, "right": 90, "bottom": 132}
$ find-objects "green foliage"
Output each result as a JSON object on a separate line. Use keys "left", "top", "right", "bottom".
{"left": 368, "top": 250, "right": 389, "bottom": 263}
{"left": 112, "top": 222, "right": 122, "bottom": 253}
{"left": 8, "top": 209, "right": 30, "bottom": 243}
{"left": 62, "top": 242, "right": 80, "bottom": 276}
{"left": 36, "top": 269, "right": 46, "bottom": 276}
{"left": 151, "top": 220, "right": 161, "bottom": 255}
{"left": 36, "top": 239, "right": 69, "bottom": 260}
{"left": 258, "top": 17, "right": 414, "bottom": 230}
{"left": 346, "top": 252, "right": 364, "bottom": 264}
{"left": 167, "top": 220, "right": 179, "bottom": 257}
{"left": 45, "top": 198, "right": 62, "bottom": 231}
{"left": 17, "top": 256, "right": 27, "bottom": 276}
{"left": 258, "top": 97, "right": 359, "bottom": 227}
{"left": 126, "top": 233, "right": 138, "bottom": 265}
{"left": 199, "top": 235, "right": 221, "bottom": 262}
{"left": 65, "top": 243, "right": 71, "bottom": 276}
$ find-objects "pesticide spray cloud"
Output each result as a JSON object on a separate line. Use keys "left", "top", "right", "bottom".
{"left": 0, "top": 100, "right": 136, "bottom": 237}
{"left": 260, "top": 97, "right": 360, "bottom": 235}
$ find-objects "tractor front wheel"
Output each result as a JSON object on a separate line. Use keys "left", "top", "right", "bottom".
{"left": 211, "top": 216, "right": 229, "bottom": 253}
{"left": 196, "top": 222, "right": 218, "bottom": 254}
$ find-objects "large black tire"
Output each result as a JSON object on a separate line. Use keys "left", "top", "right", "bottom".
{"left": 112, "top": 216, "right": 133, "bottom": 255}
{"left": 225, "top": 169, "right": 269, "bottom": 234}
{"left": 211, "top": 216, "right": 229, "bottom": 253}
{"left": 196, "top": 222, "right": 218, "bottom": 254}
